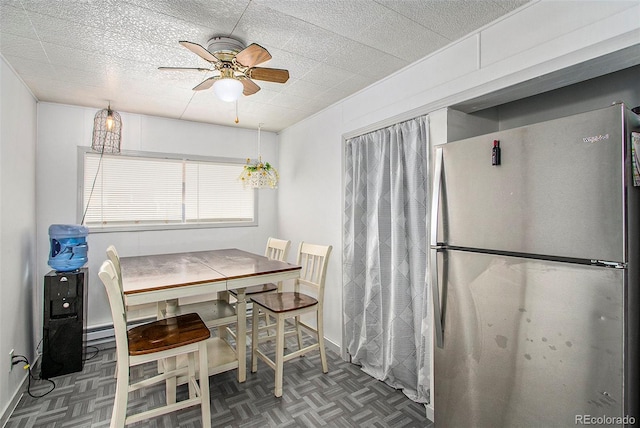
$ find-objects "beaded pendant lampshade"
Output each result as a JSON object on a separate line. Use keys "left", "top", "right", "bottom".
{"left": 239, "top": 123, "right": 279, "bottom": 189}
{"left": 92, "top": 104, "right": 122, "bottom": 154}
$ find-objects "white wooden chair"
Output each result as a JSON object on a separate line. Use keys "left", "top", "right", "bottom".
{"left": 98, "top": 259, "right": 212, "bottom": 428}
{"left": 250, "top": 242, "right": 332, "bottom": 397}
{"left": 106, "top": 245, "right": 123, "bottom": 290}
{"left": 227, "top": 237, "right": 291, "bottom": 340}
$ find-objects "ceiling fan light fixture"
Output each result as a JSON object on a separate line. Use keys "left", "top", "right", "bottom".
{"left": 162, "top": 37, "right": 289, "bottom": 111}
{"left": 213, "top": 77, "right": 243, "bottom": 102}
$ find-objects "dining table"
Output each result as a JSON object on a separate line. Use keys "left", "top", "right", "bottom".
{"left": 118, "top": 248, "right": 302, "bottom": 383}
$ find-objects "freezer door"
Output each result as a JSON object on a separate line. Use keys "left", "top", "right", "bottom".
{"left": 434, "top": 249, "right": 624, "bottom": 427}
{"left": 438, "top": 104, "right": 625, "bottom": 262}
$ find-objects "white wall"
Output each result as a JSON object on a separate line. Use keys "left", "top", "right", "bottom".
{"left": 0, "top": 57, "right": 37, "bottom": 420}
{"left": 36, "top": 103, "right": 280, "bottom": 331}
{"left": 276, "top": 105, "right": 344, "bottom": 349}
{"left": 277, "top": 0, "right": 640, "bottom": 351}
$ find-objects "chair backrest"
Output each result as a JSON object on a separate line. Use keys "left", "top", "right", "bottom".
{"left": 106, "top": 245, "right": 123, "bottom": 291}
{"left": 295, "top": 242, "right": 332, "bottom": 303}
{"left": 98, "top": 259, "right": 130, "bottom": 362}
{"left": 265, "top": 237, "right": 291, "bottom": 262}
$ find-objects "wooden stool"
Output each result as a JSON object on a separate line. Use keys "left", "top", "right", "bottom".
{"left": 99, "top": 260, "right": 212, "bottom": 428}
{"left": 250, "top": 242, "right": 332, "bottom": 397}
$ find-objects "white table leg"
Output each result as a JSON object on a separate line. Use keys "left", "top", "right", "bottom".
{"left": 162, "top": 298, "right": 178, "bottom": 402}
{"left": 274, "top": 314, "right": 285, "bottom": 398}
{"left": 165, "top": 299, "right": 179, "bottom": 317}
{"left": 235, "top": 288, "right": 246, "bottom": 383}
{"left": 217, "top": 291, "right": 230, "bottom": 339}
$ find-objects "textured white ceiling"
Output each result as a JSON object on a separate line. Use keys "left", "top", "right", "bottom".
{"left": 0, "top": 0, "right": 528, "bottom": 132}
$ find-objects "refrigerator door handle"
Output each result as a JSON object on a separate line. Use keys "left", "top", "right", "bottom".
{"left": 430, "top": 146, "right": 443, "bottom": 249}
{"left": 431, "top": 147, "right": 444, "bottom": 348}
{"left": 431, "top": 247, "right": 444, "bottom": 348}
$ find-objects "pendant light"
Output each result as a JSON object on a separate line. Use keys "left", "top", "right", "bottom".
{"left": 239, "top": 123, "right": 279, "bottom": 189}
{"left": 92, "top": 103, "right": 122, "bottom": 154}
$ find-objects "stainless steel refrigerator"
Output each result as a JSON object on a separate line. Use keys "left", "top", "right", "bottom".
{"left": 430, "top": 103, "right": 640, "bottom": 427}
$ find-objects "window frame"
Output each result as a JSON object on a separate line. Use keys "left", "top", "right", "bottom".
{"left": 77, "top": 147, "right": 258, "bottom": 233}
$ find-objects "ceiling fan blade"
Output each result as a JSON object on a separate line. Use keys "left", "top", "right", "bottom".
{"left": 240, "top": 78, "right": 261, "bottom": 96}
{"left": 158, "top": 66, "right": 210, "bottom": 72}
{"left": 235, "top": 43, "right": 272, "bottom": 67}
{"left": 179, "top": 41, "right": 220, "bottom": 64}
{"left": 248, "top": 67, "right": 289, "bottom": 84}
{"left": 193, "top": 77, "right": 216, "bottom": 91}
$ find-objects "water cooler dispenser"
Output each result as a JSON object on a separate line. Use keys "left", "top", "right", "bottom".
{"left": 41, "top": 225, "right": 89, "bottom": 379}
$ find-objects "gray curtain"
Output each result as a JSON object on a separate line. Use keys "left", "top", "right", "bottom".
{"left": 343, "top": 115, "right": 430, "bottom": 403}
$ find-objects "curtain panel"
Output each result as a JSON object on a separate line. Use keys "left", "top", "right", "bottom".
{"left": 343, "top": 115, "right": 430, "bottom": 403}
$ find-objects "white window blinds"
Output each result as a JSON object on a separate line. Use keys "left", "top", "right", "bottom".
{"left": 184, "top": 161, "right": 254, "bottom": 222}
{"left": 82, "top": 152, "right": 254, "bottom": 229}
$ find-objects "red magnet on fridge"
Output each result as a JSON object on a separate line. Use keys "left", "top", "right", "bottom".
{"left": 492, "top": 140, "right": 501, "bottom": 166}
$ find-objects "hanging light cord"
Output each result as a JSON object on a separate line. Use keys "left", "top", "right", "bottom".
{"left": 81, "top": 143, "right": 106, "bottom": 225}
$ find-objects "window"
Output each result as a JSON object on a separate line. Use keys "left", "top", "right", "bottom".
{"left": 80, "top": 149, "right": 256, "bottom": 231}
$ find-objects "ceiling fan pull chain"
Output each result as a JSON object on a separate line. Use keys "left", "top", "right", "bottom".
{"left": 257, "top": 123, "right": 262, "bottom": 161}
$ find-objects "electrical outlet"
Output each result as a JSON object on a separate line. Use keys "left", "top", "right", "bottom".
{"left": 9, "top": 349, "right": 14, "bottom": 372}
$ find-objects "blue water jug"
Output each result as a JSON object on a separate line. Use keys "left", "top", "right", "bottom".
{"left": 48, "top": 224, "right": 89, "bottom": 272}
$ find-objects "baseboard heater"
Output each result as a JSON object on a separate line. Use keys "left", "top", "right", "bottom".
{"left": 86, "top": 316, "right": 156, "bottom": 347}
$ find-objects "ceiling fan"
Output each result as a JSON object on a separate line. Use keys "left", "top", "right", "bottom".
{"left": 159, "top": 37, "right": 290, "bottom": 102}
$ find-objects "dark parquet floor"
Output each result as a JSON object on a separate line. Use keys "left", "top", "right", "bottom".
{"left": 6, "top": 334, "right": 431, "bottom": 428}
